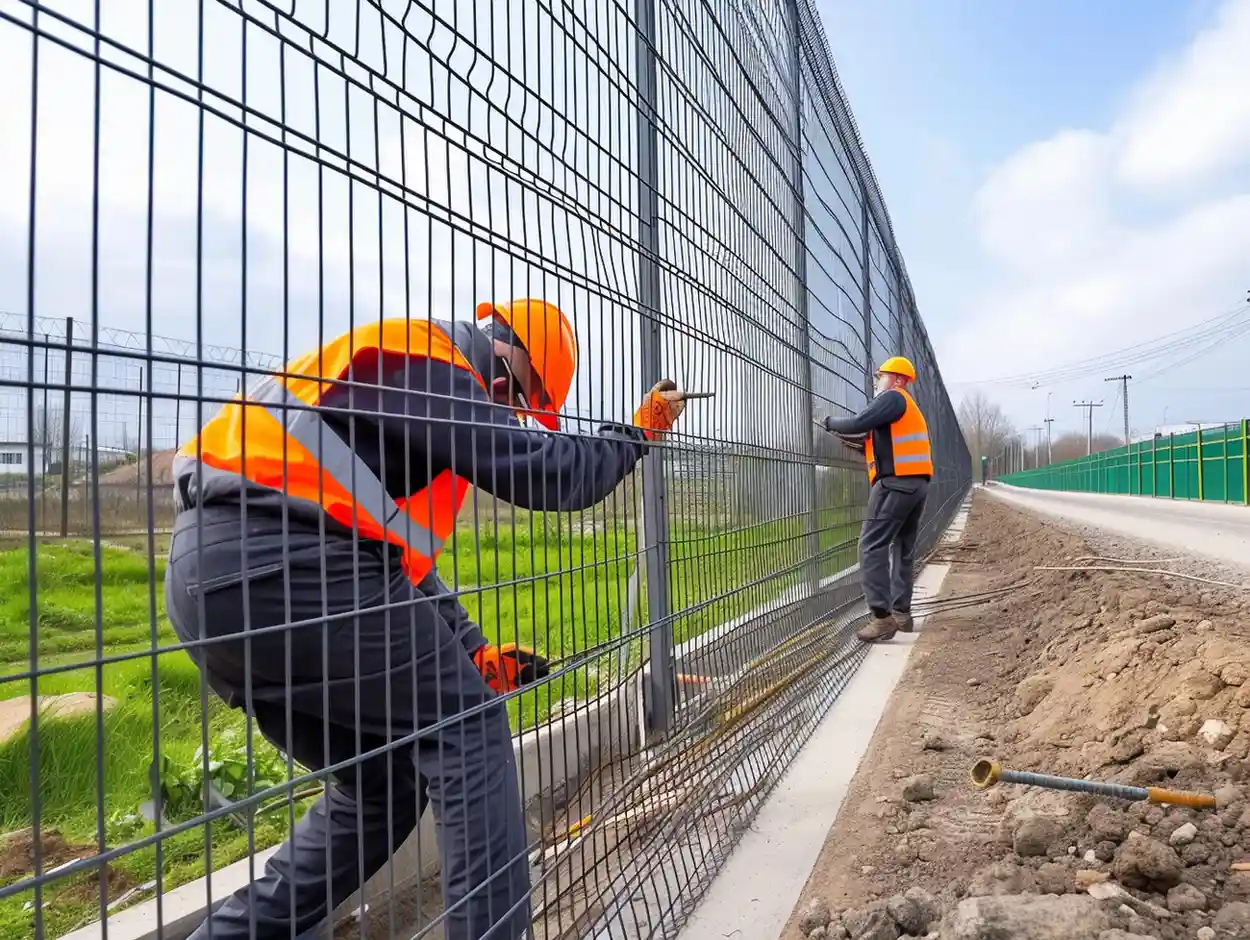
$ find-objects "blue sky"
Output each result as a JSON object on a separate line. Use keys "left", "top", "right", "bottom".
{"left": 816, "top": 0, "right": 1249, "bottom": 442}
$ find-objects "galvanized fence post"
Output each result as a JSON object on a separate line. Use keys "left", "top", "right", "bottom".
{"left": 59, "top": 316, "right": 74, "bottom": 536}
{"left": 636, "top": 0, "right": 675, "bottom": 739}
{"left": 1196, "top": 426, "right": 1205, "bottom": 501}
{"left": 786, "top": 0, "right": 820, "bottom": 592}
{"left": 1243, "top": 419, "right": 1249, "bottom": 506}
{"left": 1169, "top": 433, "right": 1175, "bottom": 498}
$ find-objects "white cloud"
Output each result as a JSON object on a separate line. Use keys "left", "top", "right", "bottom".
{"left": 1116, "top": 0, "right": 1250, "bottom": 189}
{"left": 946, "top": 0, "right": 1250, "bottom": 404}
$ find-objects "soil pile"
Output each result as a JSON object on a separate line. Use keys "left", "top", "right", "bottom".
{"left": 783, "top": 493, "right": 1250, "bottom": 940}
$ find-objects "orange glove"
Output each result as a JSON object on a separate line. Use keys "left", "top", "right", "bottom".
{"left": 473, "top": 643, "right": 550, "bottom": 694}
{"left": 633, "top": 379, "right": 687, "bottom": 441}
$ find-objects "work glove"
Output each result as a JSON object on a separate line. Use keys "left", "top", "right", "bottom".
{"left": 633, "top": 379, "right": 687, "bottom": 441}
{"left": 473, "top": 642, "right": 550, "bottom": 695}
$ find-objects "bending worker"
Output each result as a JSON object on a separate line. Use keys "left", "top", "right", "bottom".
{"left": 819, "top": 356, "right": 931, "bottom": 643}
{"left": 164, "top": 299, "right": 689, "bottom": 940}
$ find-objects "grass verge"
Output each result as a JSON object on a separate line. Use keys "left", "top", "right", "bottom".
{"left": 0, "top": 506, "right": 859, "bottom": 937}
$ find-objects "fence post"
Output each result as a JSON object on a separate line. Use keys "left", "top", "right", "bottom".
{"left": 786, "top": 0, "right": 821, "bottom": 592}
{"left": 136, "top": 366, "right": 145, "bottom": 522}
{"left": 1224, "top": 423, "right": 1230, "bottom": 504}
{"left": 1168, "top": 433, "right": 1175, "bottom": 498}
{"left": 1243, "top": 419, "right": 1249, "bottom": 506}
{"left": 860, "top": 202, "right": 873, "bottom": 400}
{"left": 635, "top": 0, "right": 675, "bottom": 740}
{"left": 1196, "top": 426, "right": 1204, "bottom": 501}
{"left": 59, "top": 317, "right": 74, "bottom": 537}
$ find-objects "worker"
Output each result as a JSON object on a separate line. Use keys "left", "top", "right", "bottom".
{"left": 163, "top": 299, "right": 689, "bottom": 940}
{"left": 818, "top": 356, "right": 931, "bottom": 643}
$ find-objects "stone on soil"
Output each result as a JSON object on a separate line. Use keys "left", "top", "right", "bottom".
{"left": 1200, "top": 719, "right": 1235, "bottom": 750}
{"left": 1168, "top": 822, "right": 1197, "bottom": 846}
{"left": 1014, "top": 816, "right": 1061, "bottom": 857}
{"left": 941, "top": 894, "right": 1114, "bottom": 939}
{"left": 968, "top": 860, "right": 1039, "bottom": 897}
{"left": 901, "top": 774, "right": 935, "bottom": 803}
{"left": 1214, "top": 901, "right": 1250, "bottom": 934}
{"left": 1112, "top": 835, "right": 1183, "bottom": 890}
{"left": 841, "top": 901, "right": 900, "bottom": 940}
{"left": 799, "top": 897, "right": 833, "bottom": 933}
{"left": 1087, "top": 804, "right": 1129, "bottom": 844}
{"left": 1165, "top": 882, "right": 1205, "bottom": 912}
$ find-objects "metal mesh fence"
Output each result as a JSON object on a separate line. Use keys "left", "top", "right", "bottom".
{"left": 0, "top": 1, "right": 970, "bottom": 939}
{"left": 1002, "top": 420, "right": 1250, "bottom": 503}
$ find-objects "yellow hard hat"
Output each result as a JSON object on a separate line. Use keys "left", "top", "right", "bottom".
{"left": 876, "top": 356, "right": 916, "bottom": 382}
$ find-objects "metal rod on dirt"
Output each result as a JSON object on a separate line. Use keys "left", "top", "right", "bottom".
{"left": 971, "top": 759, "right": 1217, "bottom": 809}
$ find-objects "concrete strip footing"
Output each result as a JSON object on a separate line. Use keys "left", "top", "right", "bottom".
{"left": 676, "top": 500, "right": 970, "bottom": 940}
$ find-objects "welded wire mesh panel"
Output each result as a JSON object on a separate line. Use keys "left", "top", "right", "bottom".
{"left": 0, "top": 1, "right": 970, "bottom": 939}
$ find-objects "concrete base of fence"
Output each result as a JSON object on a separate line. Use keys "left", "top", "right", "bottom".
{"left": 60, "top": 566, "right": 861, "bottom": 940}
{"left": 677, "top": 497, "right": 971, "bottom": 940}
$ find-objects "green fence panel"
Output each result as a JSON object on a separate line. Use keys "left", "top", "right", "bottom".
{"left": 1001, "top": 420, "right": 1250, "bottom": 506}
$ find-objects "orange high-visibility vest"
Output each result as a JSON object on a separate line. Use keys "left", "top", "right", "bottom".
{"left": 864, "top": 389, "right": 933, "bottom": 484}
{"left": 173, "top": 320, "right": 484, "bottom": 586}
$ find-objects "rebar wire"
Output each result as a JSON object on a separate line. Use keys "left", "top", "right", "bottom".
{"left": 1035, "top": 566, "right": 1250, "bottom": 591}
{"left": 0, "top": 1, "right": 972, "bottom": 939}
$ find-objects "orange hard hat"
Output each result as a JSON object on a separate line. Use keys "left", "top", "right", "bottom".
{"left": 476, "top": 298, "right": 578, "bottom": 431}
{"left": 876, "top": 356, "right": 917, "bottom": 382}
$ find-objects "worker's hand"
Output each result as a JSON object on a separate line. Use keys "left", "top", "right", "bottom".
{"left": 837, "top": 432, "right": 866, "bottom": 453}
{"left": 473, "top": 643, "right": 550, "bottom": 695}
{"left": 633, "top": 379, "right": 687, "bottom": 441}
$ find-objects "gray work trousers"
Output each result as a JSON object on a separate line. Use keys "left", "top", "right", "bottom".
{"left": 859, "top": 477, "right": 929, "bottom": 617}
{"left": 164, "top": 510, "right": 530, "bottom": 940}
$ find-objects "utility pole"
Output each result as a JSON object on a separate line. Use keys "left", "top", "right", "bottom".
{"left": 1074, "top": 401, "right": 1104, "bottom": 456}
{"left": 1043, "top": 417, "right": 1054, "bottom": 466}
{"left": 1104, "top": 374, "right": 1132, "bottom": 445}
{"left": 1027, "top": 426, "right": 1044, "bottom": 469}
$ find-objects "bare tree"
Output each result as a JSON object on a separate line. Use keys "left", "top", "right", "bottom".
{"left": 1051, "top": 432, "right": 1122, "bottom": 463}
{"left": 31, "top": 407, "right": 84, "bottom": 472}
{"left": 957, "top": 391, "right": 1016, "bottom": 465}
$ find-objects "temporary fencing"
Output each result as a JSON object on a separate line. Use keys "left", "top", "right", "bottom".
{"left": 1002, "top": 421, "right": 1249, "bottom": 504}
{"left": 0, "top": 1, "right": 970, "bottom": 939}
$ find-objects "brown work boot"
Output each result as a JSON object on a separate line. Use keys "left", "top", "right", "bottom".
{"left": 894, "top": 610, "right": 915, "bottom": 633}
{"left": 857, "top": 613, "right": 898, "bottom": 643}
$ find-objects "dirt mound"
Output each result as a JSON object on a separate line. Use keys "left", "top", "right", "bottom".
{"left": 98, "top": 450, "right": 176, "bottom": 486}
{"left": 783, "top": 494, "right": 1250, "bottom": 940}
{"left": 0, "top": 828, "right": 95, "bottom": 881}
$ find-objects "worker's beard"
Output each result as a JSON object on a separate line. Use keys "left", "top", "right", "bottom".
{"left": 873, "top": 375, "right": 892, "bottom": 397}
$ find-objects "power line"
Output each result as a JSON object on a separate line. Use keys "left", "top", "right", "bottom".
{"left": 952, "top": 302, "right": 1250, "bottom": 388}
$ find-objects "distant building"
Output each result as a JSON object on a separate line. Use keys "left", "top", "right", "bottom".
{"left": 0, "top": 442, "right": 46, "bottom": 477}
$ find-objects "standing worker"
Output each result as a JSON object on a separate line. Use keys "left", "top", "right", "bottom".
{"left": 818, "top": 356, "right": 931, "bottom": 643}
{"left": 164, "top": 299, "right": 691, "bottom": 940}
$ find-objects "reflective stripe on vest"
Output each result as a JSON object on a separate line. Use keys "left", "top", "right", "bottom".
{"left": 174, "top": 320, "right": 483, "bottom": 585}
{"left": 864, "top": 389, "right": 933, "bottom": 484}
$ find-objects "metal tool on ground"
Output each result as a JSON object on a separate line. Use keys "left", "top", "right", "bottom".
{"left": 971, "top": 759, "right": 1217, "bottom": 809}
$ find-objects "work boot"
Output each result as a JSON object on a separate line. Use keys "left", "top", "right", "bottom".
{"left": 857, "top": 613, "right": 898, "bottom": 644}
{"left": 894, "top": 610, "right": 915, "bottom": 633}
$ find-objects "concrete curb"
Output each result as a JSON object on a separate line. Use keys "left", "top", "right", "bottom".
{"left": 676, "top": 496, "right": 972, "bottom": 940}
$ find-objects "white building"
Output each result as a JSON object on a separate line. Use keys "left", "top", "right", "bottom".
{"left": 0, "top": 442, "right": 46, "bottom": 477}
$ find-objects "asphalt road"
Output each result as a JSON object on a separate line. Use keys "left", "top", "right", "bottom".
{"left": 988, "top": 485, "right": 1250, "bottom": 571}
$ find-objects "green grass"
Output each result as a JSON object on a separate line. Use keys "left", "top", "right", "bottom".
{"left": 0, "top": 508, "right": 860, "bottom": 937}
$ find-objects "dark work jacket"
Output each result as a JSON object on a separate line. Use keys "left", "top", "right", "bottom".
{"left": 172, "top": 319, "right": 648, "bottom": 650}
{"left": 824, "top": 389, "right": 930, "bottom": 490}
